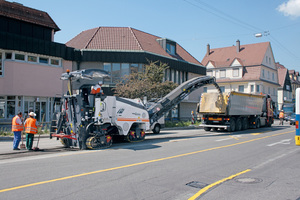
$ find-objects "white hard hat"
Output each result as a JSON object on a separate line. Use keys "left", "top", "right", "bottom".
{"left": 29, "top": 112, "right": 36, "bottom": 117}
{"left": 98, "top": 81, "right": 103, "bottom": 85}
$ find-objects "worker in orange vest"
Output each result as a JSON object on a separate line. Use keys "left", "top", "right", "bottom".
{"left": 91, "top": 81, "right": 103, "bottom": 95}
{"left": 11, "top": 112, "right": 23, "bottom": 150}
{"left": 279, "top": 110, "right": 284, "bottom": 125}
{"left": 24, "top": 112, "right": 41, "bottom": 150}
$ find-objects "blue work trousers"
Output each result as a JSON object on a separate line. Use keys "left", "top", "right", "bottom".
{"left": 13, "top": 131, "right": 21, "bottom": 149}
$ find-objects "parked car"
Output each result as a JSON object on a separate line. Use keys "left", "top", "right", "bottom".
{"left": 289, "top": 113, "right": 296, "bottom": 125}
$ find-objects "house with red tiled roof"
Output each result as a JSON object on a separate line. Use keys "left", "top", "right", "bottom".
{"left": 0, "top": 0, "right": 73, "bottom": 123}
{"left": 288, "top": 69, "right": 300, "bottom": 100}
{"left": 201, "top": 40, "right": 280, "bottom": 106}
{"left": 276, "top": 62, "right": 292, "bottom": 110}
{"left": 66, "top": 27, "right": 206, "bottom": 120}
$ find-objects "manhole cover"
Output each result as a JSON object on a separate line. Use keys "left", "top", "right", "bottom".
{"left": 234, "top": 177, "right": 262, "bottom": 184}
{"left": 186, "top": 181, "right": 208, "bottom": 189}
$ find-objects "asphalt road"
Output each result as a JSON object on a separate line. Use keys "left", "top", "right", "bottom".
{"left": 0, "top": 124, "right": 299, "bottom": 200}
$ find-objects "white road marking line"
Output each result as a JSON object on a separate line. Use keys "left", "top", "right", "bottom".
{"left": 267, "top": 139, "right": 292, "bottom": 147}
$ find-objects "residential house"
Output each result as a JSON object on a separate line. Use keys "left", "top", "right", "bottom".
{"left": 201, "top": 40, "right": 279, "bottom": 108}
{"left": 288, "top": 70, "right": 300, "bottom": 100}
{"left": 66, "top": 27, "right": 206, "bottom": 120}
{"left": 276, "top": 62, "right": 292, "bottom": 111}
{"left": 0, "top": 0, "right": 73, "bottom": 122}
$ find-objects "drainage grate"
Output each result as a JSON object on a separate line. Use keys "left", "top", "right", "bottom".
{"left": 234, "top": 177, "right": 262, "bottom": 184}
{"left": 186, "top": 181, "right": 209, "bottom": 189}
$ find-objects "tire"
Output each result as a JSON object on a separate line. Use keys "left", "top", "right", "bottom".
{"left": 152, "top": 124, "right": 161, "bottom": 134}
{"left": 228, "top": 118, "right": 236, "bottom": 132}
{"left": 204, "top": 127, "right": 211, "bottom": 132}
{"left": 256, "top": 119, "right": 261, "bottom": 129}
{"left": 236, "top": 118, "right": 242, "bottom": 131}
{"left": 242, "top": 118, "right": 248, "bottom": 130}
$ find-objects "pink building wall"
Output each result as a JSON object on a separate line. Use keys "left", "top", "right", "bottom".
{"left": 0, "top": 60, "right": 71, "bottom": 97}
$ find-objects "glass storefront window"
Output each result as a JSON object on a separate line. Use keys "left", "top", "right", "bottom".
{"left": 121, "top": 63, "right": 130, "bottom": 77}
{"left": 130, "top": 63, "right": 139, "bottom": 73}
{"left": 112, "top": 63, "right": 121, "bottom": 83}
{"left": 7, "top": 101, "right": 15, "bottom": 118}
{"left": 0, "top": 97, "right": 4, "bottom": 118}
{"left": 103, "top": 63, "right": 112, "bottom": 83}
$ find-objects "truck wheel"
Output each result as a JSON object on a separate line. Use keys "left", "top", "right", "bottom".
{"left": 228, "top": 118, "right": 236, "bottom": 132}
{"left": 204, "top": 127, "right": 211, "bottom": 132}
{"left": 242, "top": 118, "right": 248, "bottom": 130}
{"left": 236, "top": 118, "right": 242, "bottom": 131}
{"left": 256, "top": 119, "right": 261, "bottom": 128}
{"left": 152, "top": 124, "right": 161, "bottom": 134}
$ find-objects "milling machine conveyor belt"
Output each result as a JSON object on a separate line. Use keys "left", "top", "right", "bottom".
{"left": 147, "top": 76, "right": 221, "bottom": 125}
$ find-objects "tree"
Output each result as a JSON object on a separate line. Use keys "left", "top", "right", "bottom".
{"left": 114, "top": 61, "right": 178, "bottom": 100}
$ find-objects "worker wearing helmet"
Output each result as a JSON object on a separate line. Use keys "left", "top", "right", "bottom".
{"left": 91, "top": 81, "right": 103, "bottom": 95}
{"left": 279, "top": 110, "right": 284, "bottom": 125}
{"left": 24, "top": 112, "right": 41, "bottom": 150}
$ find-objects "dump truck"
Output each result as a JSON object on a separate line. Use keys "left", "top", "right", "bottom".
{"left": 197, "top": 91, "right": 274, "bottom": 132}
{"left": 50, "top": 69, "right": 221, "bottom": 149}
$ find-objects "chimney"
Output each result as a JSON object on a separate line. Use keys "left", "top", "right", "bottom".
{"left": 236, "top": 40, "right": 240, "bottom": 53}
{"left": 206, "top": 44, "right": 210, "bottom": 56}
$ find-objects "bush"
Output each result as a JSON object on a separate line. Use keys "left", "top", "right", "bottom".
{"left": 165, "top": 120, "right": 201, "bottom": 127}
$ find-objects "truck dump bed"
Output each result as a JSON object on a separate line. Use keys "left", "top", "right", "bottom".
{"left": 199, "top": 91, "right": 265, "bottom": 116}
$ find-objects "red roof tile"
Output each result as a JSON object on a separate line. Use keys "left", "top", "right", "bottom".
{"left": 202, "top": 42, "right": 270, "bottom": 68}
{"left": 0, "top": 0, "right": 60, "bottom": 31}
{"left": 277, "top": 68, "right": 288, "bottom": 87}
{"left": 66, "top": 27, "right": 201, "bottom": 65}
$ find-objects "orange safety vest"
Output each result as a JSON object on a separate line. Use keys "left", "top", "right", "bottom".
{"left": 25, "top": 118, "right": 38, "bottom": 134}
{"left": 12, "top": 115, "right": 23, "bottom": 132}
{"left": 91, "top": 85, "right": 102, "bottom": 94}
{"left": 279, "top": 112, "right": 284, "bottom": 119}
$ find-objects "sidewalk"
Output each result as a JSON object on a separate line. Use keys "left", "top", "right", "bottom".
{"left": 0, "top": 135, "right": 64, "bottom": 155}
{"left": 0, "top": 125, "right": 201, "bottom": 155}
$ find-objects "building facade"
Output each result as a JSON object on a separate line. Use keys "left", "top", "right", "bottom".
{"left": 201, "top": 40, "right": 280, "bottom": 108}
{"left": 276, "top": 62, "right": 292, "bottom": 111}
{"left": 0, "top": 1, "right": 73, "bottom": 123}
{"left": 0, "top": 1, "right": 206, "bottom": 123}
{"left": 66, "top": 27, "right": 206, "bottom": 120}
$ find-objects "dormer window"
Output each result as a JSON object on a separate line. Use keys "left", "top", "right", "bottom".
{"left": 166, "top": 43, "right": 176, "bottom": 55}
{"left": 156, "top": 38, "right": 176, "bottom": 56}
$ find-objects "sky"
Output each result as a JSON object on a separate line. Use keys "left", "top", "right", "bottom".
{"left": 9, "top": 0, "right": 300, "bottom": 71}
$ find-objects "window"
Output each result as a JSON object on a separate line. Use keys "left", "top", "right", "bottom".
{"left": 112, "top": 63, "right": 121, "bottom": 82}
{"left": 5, "top": 53, "right": 12, "bottom": 59}
{"left": 256, "top": 85, "right": 260, "bottom": 93}
{"left": 39, "top": 57, "right": 48, "bottom": 64}
{"left": 0, "top": 96, "right": 4, "bottom": 118}
{"left": 233, "top": 68, "right": 239, "bottom": 77}
{"left": 267, "top": 71, "right": 270, "bottom": 79}
{"left": 238, "top": 85, "right": 244, "bottom": 92}
{"left": 286, "top": 85, "right": 290, "bottom": 91}
{"left": 130, "top": 63, "right": 139, "bottom": 73}
{"left": 269, "top": 57, "right": 271, "bottom": 64}
{"left": 51, "top": 59, "right": 60, "bottom": 66}
{"left": 272, "top": 73, "right": 274, "bottom": 81}
{"left": 251, "top": 85, "right": 254, "bottom": 92}
{"left": 203, "top": 87, "right": 207, "bottom": 93}
{"left": 28, "top": 55, "right": 37, "bottom": 62}
{"left": 0, "top": 53, "right": 3, "bottom": 76}
{"left": 220, "top": 86, "right": 225, "bottom": 92}
{"left": 166, "top": 43, "right": 176, "bottom": 55}
{"left": 207, "top": 70, "right": 212, "bottom": 77}
{"left": 121, "top": 63, "right": 130, "bottom": 77}
{"left": 220, "top": 70, "right": 226, "bottom": 78}
{"left": 268, "top": 87, "right": 270, "bottom": 94}
{"left": 15, "top": 53, "right": 25, "bottom": 61}
{"left": 262, "top": 69, "right": 265, "bottom": 77}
